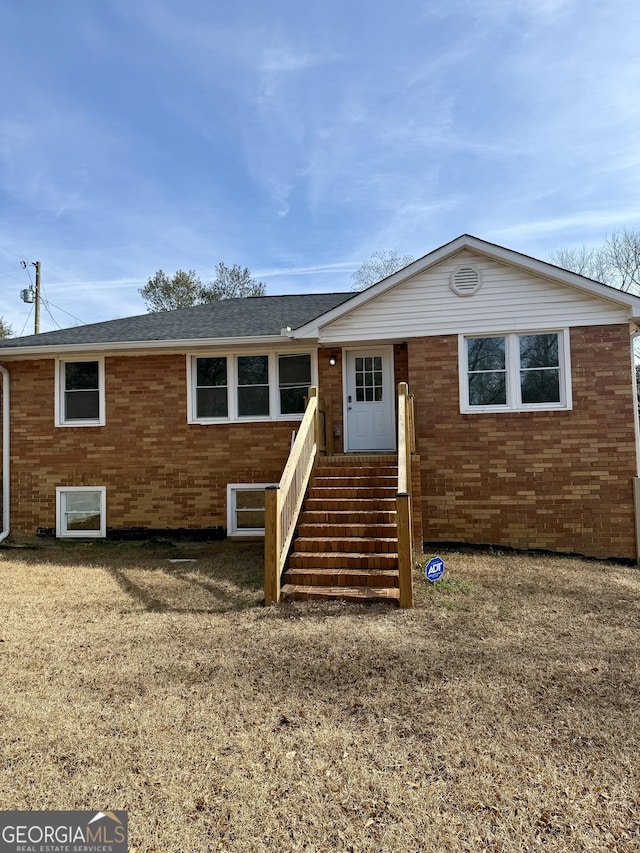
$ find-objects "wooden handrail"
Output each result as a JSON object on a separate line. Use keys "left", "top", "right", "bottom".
{"left": 265, "top": 387, "right": 323, "bottom": 605}
{"left": 397, "top": 381, "right": 414, "bottom": 608}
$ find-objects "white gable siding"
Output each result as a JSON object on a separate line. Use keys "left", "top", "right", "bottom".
{"left": 319, "top": 251, "right": 628, "bottom": 343}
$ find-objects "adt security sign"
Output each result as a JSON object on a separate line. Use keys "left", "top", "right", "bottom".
{"left": 425, "top": 556, "right": 445, "bottom": 582}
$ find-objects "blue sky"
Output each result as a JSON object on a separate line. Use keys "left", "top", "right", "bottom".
{"left": 1, "top": 0, "right": 639, "bottom": 334}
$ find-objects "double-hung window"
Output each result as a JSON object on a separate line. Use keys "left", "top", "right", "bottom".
{"left": 226, "top": 484, "right": 274, "bottom": 537}
{"left": 278, "top": 354, "right": 312, "bottom": 415}
{"left": 195, "top": 357, "right": 229, "bottom": 418}
{"left": 237, "top": 355, "right": 270, "bottom": 417}
{"left": 56, "top": 487, "right": 106, "bottom": 538}
{"left": 460, "top": 331, "right": 571, "bottom": 412}
{"left": 189, "top": 352, "right": 313, "bottom": 422}
{"left": 56, "top": 358, "right": 105, "bottom": 426}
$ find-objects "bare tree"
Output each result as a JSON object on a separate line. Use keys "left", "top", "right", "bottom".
{"left": 352, "top": 249, "right": 414, "bottom": 291}
{"left": 549, "top": 245, "right": 607, "bottom": 282}
{"left": 550, "top": 228, "right": 640, "bottom": 293}
{"left": 601, "top": 229, "right": 640, "bottom": 292}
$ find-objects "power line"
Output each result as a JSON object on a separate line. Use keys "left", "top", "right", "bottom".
{"left": 0, "top": 245, "right": 26, "bottom": 262}
{"left": 0, "top": 267, "right": 28, "bottom": 284}
{"left": 19, "top": 304, "right": 33, "bottom": 337}
{"left": 41, "top": 294, "right": 62, "bottom": 330}
{"left": 42, "top": 298, "right": 85, "bottom": 325}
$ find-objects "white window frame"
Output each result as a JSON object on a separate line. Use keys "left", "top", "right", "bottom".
{"left": 55, "top": 357, "right": 106, "bottom": 427}
{"left": 458, "top": 329, "right": 572, "bottom": 413}
{"left": 187, "top": 350, "right": 316, "bottom": 424}
{"left": 236, "top": 354, "right": 271, "bottom": 419}
{"left": 226, "top": 483, "right": 274, "bottom": 537}
{"left": 56, "top": 486, "right": 107, "bottom": 538}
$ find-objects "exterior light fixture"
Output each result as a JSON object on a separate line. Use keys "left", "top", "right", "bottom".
{"left": 329, "top": 354, "right": 337, "bottom": 366}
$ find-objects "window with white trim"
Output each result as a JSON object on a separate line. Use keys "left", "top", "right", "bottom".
{"left": 238, "top": 355, "right": 270, "bottom": 417}
{"left": 56, "top": 487, "right": 106, "bottom": 538}
{"left": 56, "top": 358, "right": 105, "bottom": 426}
{"left": 195, "top": 356, "right": 228, "bottom": 418}
{"left": 459, "top": 331, "right": 571, "bottom": 412}
{"left": 227, "top": 484, "right": 274, "bottom": 536}
{"left": 278, "top": 353, "right": 312, "bottom": 415}
{"left": 188, "top": 352, "right": 313, "bottom": 423}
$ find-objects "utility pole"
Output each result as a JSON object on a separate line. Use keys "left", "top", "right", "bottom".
{"left": 34, "top": 260, "right": 41, "bottom": 335}
{"left": 20, "top": 260, "right": 41, "bottom": 334}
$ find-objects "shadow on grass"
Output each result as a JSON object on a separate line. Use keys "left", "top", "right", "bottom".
{"left": 10, "top": 538, "right": 267, "bottom": 614}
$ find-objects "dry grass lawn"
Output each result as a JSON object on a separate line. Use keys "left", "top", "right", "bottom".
{"left": 0, "top": 539, "right": 638, "bottom": 852}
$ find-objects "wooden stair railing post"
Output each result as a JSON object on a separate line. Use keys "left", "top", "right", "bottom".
{"left": 309, "top": 386, "right": 322, "bottom": 452}
{"left": 397, "top": 492, "right": 413, "bottom": 609}
{"left": 397, "top": 381, "right": 414, "bottom": 609}
{"left": 264, "top": 485, "right": 281, "bottom": 605}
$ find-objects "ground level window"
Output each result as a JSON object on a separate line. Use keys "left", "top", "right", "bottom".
{"left": 227, "top": 484, "right": 274, "bottom": 537}
{"left": 56, "top": 487, "right": 106, "bottom": 538}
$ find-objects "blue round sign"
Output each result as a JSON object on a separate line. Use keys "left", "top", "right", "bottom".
{"left": 425, "top": 556, "right": 445, "bottom": 582}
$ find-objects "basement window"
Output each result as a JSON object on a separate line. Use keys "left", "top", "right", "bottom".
{"left": 227, "top": 484, "right": 274, "bottom": 537}
{"left": 56, "top": 358, "right": 105, "bottom": 426}
{"left": 56, "top": 487, "right": 106, "bottom": 538}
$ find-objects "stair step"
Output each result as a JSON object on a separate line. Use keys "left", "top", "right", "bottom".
{"left": 280, "top": 583, "right": 400, "bottom": 604}
{"left": 288, "top": 551, "right": 398, "bottom": 570}
{"left": 320, "top": 454, "right": 397, "bottom": 464}
{"left": 304, "top": 498, "right": 396, "bottom": 512}
{"left": 294, "top": 536, "right": 398, "bottom": 553}
{"left": 314, "top": 470, "right": 398, "bottom": 481}
{"left": 308, "top": 486, "right": 397, "bottom": 500}
{"left": 299, "top": 510, "right": 397, "bottom": 524}
{"left": 313, "top": 475, "right": 397, "bottom": 487}
{"left": 284, "top": 567, "right": 399, "bottom": 588}
{"left": 282, "top": 454, "right": 402, "bottom": 606}
{"left": 297, "top": 523, "right": 398, "bottom": 538}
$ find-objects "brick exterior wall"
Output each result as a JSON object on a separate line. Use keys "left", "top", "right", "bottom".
{"left": 4, "top": 354, "right": 298, "bottom": 536}
{"left": 409, "top": 324, "right": 638, "bottom": 560}
{"left": 2, "top": 325, "right": 636, "bottom": 559}
{"left": 318, "top": 348, "right": 344, "bottom": 453}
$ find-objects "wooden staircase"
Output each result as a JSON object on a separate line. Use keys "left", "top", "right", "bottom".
{"left": 280, "top": 454, "right": 401, "bottom": 604}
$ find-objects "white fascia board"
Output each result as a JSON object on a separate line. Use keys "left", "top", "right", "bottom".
{"left": 0, "top": 334, "right": 289, "bottom": 359}
{"left": 291, "top": 234, "right": 640, "bottom": 339}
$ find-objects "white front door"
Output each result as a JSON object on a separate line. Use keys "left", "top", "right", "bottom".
{"left": 344, "top": 348, "right": 395, "bottom": 452}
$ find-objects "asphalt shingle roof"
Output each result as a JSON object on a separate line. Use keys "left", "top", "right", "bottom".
{"left": 0, "top": 292, "right": 354, "bottom": 350}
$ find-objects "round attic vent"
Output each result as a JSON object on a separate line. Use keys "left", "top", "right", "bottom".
{"left": 450, "top": 264, "right": 481, "bottom": 296}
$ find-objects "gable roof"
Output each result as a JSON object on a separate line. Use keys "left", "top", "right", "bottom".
{"left": 3, "top": 234, "right": 639, "bottom": 357}
{"left": 0, "top": 292, "right": 354, "bottom": 354}
{"left": 292, "top": 234, "right": 640, "bottom": 338}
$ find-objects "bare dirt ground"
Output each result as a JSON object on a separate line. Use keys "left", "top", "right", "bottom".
{"left": 0, "top": 539, "right": 638, "bottom": 852}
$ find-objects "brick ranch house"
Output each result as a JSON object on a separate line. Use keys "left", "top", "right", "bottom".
{"left": 1, "top": 235, "right": 640, "bottom": 602}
